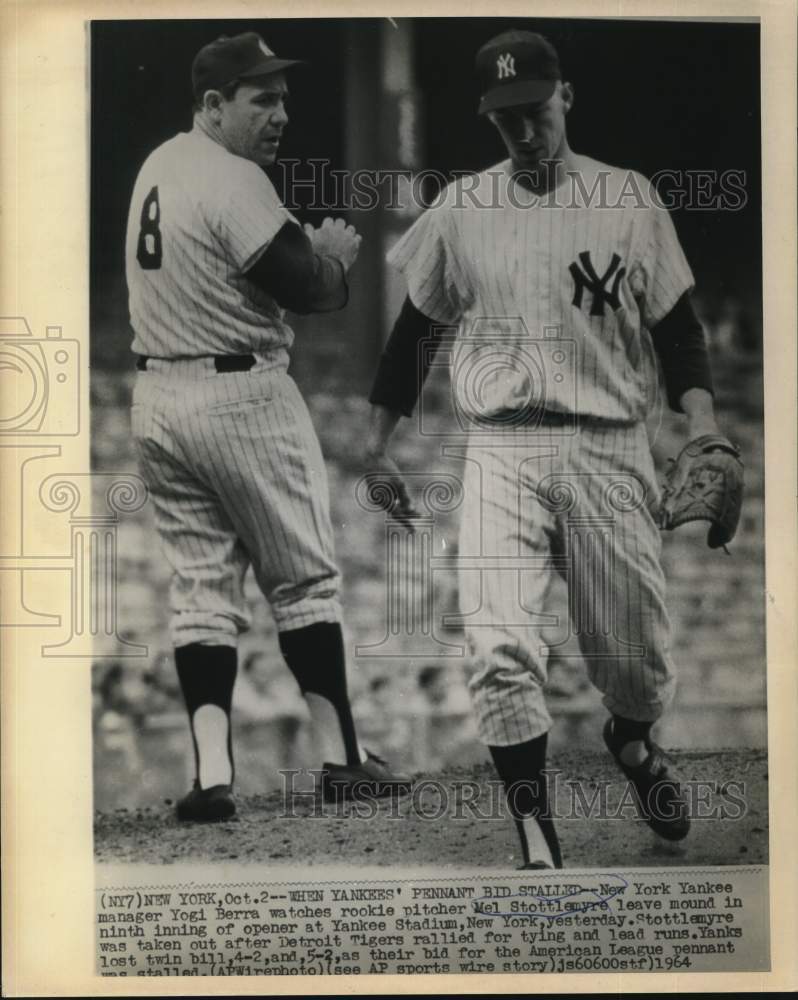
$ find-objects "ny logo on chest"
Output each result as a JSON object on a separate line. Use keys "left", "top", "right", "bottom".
{"left": 569, "top": 251, "right": 626, "bottom": 317}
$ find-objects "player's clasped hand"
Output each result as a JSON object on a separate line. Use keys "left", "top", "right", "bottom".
{"left": 304, "top": 216, "right": 362, "bottom": 272}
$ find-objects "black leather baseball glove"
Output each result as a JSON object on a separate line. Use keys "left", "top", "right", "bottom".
{"left": 658, "top": 433, "right": 744, "bottom": 550}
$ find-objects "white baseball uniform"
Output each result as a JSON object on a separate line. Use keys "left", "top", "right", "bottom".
{"left": 388, "top": 155, "right": 692, "bottom": 746}
{"left": 126, "top": 126, "right": 342, "bottom": 647}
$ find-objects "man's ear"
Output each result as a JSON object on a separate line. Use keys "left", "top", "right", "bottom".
{"left": 202, "top": 90, "right": 225, "bottom": 122}
{"left": 561, "top": 81, "right": 575, "bottom": 114}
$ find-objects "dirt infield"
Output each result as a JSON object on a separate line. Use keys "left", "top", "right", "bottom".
{"left": 94, "top": 749, "right": 768, "bottom": 869}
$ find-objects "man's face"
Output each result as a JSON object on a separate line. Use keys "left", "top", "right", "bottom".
{"left": 216, "top": 72, "right": 289, "bottom": 165}
{"left": 489, "top": 81, "right": 573, "bottom": 172}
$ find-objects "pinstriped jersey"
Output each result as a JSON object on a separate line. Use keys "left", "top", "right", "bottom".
{"left": 126, "top": 126, "right": 295, "bottom": 359}
{"left": 387, "top": 155, "right": 694, "bottom": 423}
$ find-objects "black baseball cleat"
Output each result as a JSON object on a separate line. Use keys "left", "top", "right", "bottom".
{"left": 176, "top": 782, "right": 236, "bottom": 822}
{"left": 321, "top": 751, "right": 413, "bottom": 803}
{"left": 603, "top": 719, "right": 690, "bottom": 841}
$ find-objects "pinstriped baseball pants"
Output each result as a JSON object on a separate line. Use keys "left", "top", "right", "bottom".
{"left": 131, "top": 356, "right": 342, "bottom": 647}
{"left": 458, "top": 421, "right": 676, "bottom": 747}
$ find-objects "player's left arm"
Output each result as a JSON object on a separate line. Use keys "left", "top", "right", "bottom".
{"left": 649, "top": 291, "right": 719, "bottom": 436}
{"left": 651, "top": 292, "right": 744, "bottom": 548}
{"left": 678, "top": 387, "right": 718, "bottom": 438}
{"left": 638, "top": 191, "right": 725, "bottom": 438}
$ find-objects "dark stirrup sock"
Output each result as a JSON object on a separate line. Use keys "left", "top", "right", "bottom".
{"left": 278, "top": 622, "right": 361, "bottom": 765}
{"left": 608, "top": 714, "right": 653, "bottom": 750}
{"left": 174, "top": 643, "right": 237, "bottom": 787}
{"left": 489, "top": 733, "right": 563, "bottom": 868}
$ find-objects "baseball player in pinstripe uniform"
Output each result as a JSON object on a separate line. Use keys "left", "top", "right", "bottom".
{"left": 126, "top": 32, "right": 409, "bottom": 822}
{"left": 366, "top": 31, "right": 732, "bottom": 867}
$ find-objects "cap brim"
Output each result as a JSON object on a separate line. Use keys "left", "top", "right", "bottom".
{"left": 478, "top": 78, "right": 557, "bottom": 115}
{"left": 238, "top": 57, "right": 305, "bottom": 78}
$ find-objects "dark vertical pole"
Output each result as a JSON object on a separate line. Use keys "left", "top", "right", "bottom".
{"left": 378, "top": 19, "right": 423, "bottom": 338}
{"left": 343, "top": 20, "right": 383, "bottom": 387}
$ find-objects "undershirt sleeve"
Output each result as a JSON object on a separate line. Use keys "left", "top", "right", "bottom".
{"left": 369, "top": 296, "right": 442, "bottom": 417}
{"left": 650, "top": 292, "right": 714, "bottom": 412}
{"left": 243, "top": 221, "right": 348, "bottom": 314}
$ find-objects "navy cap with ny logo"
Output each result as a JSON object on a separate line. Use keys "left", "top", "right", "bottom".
{"left": 476, "top": 30, "right": 561, "bottom": 116}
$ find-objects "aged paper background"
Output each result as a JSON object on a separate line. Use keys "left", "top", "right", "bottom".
{"left": 1, "top": 0, "right": 796, "bottom": 994}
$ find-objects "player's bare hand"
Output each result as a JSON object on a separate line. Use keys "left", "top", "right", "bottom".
{"left": 361, "top": 450, "right": 419, "bottom": 532}
{"left": 304, "top": 217, "right": 362, "bottom": 272}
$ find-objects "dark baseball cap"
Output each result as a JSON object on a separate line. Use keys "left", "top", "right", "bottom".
{"left": 192, "top": 32, "right": 304, "bottom": 101}
{"left": 476, "top": 31, "right": 561, "bottom": 115}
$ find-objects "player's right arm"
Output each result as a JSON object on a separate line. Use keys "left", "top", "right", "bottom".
{"left": 363, "top": 296, "right": 443, "bottom": 529}
{"left": 363, "top": 196, "right": 466, "bottom": 528}
{"left": 364, "top": 281, "right": 460, "bottom": 529}
{"left": 363, "top": 404, "right": 419, "bottom": 530}
{"left": 244, "top": 217, "right": 360, "bottom": 314}
{"left": 203, "top": 153, "right": 359, "bottom": 315}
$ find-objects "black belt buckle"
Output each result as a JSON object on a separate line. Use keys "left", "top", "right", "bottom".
{"left": 215, "top": 354, "right": 256, "bottom": 373}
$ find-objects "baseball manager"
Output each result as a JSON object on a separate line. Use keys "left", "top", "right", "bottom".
{"left": 126, "top": 32, "right": 409, "bottom": 822}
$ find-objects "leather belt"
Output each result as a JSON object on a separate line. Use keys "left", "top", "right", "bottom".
{"left": 488, "top": 407, "right": 575, "bottom": 428}
{"left": 136, "top": 354, "right": 257, "bottom": 373}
